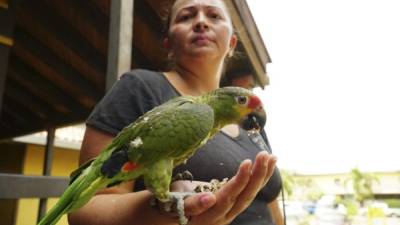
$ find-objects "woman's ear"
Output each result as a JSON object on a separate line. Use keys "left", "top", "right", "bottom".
{"left": 163, "top": 37, "right": 171, "bottom": 50}
{"left": 229, "top": 34, "right": 238, "bottom": 50}
{"left": 228, "top": 35, "right": 238, "bottom": 57}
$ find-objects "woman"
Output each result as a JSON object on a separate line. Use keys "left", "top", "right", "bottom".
{"left": 69, "top": 0, "right": 282, "bottom": 224}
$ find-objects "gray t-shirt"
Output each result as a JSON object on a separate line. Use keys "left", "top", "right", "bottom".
{"left": 87, "top": 69, "right": 282, "bottom": 225}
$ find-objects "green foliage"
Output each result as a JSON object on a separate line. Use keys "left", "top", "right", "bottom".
{"left": 280, "top": 170, "right": 295, "bottom": 197}
{"left": 384, "top": 199, "right": 400, "bottom": 208}
{"left": 345, "top": 168, "right": 380, "bottom": 203}
{"left": 306, "top": 189, "right": 324, "bottom": 202}
{"left": 280, "top": 170, "right": 324, "bottom": 202}
{"left": 338, "top": 198, "right": 359, "bottom": 219}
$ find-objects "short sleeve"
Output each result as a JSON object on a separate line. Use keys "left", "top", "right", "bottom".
{"left": 86, "top": 71, "right": 162, "bottom": 135}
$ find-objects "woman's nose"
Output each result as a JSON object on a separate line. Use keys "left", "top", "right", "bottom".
{"left": 194, "top": 13, "right": 209, "bottom": 32}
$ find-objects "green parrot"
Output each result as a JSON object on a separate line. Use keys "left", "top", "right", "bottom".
{"left": 37, "top": 86, "right": 264, "bottom": 225}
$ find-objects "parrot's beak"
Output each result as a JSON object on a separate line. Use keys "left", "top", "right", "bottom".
{"left": 240, "top": 106, "right": 266, "bottom": 131}
{"left": 240, "top": 96, "right": 266, "bottom": 131}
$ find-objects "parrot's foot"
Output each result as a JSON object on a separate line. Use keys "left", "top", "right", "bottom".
{"left": 194, "top": 178, "right": 229, "bottom": 193}
{"left": 169, "top": 192, "right": 194, "bottom": 225}
{"left": 152, "top": 191, "right": 195, "bottom": 225}
{"left": 172, "top": 170, "right": 193, "bottom": 182}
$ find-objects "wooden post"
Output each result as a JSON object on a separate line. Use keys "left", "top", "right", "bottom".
{"left": 106, "top": 0, "right": 134, "bottom": 91}
{"left": 37, "top": 127, "right": 56, "bottom": 222}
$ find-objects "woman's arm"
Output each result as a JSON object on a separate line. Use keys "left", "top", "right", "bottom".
{"left": 78, "top": 125, "right": 115, "bottom": 164}
{"left": 268, "top": 198, "right": 284, "bottom": 225}
{"left": 68, "top": 187, "right": 217, "bottom": 225}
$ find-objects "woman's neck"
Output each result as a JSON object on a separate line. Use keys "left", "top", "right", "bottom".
{"left": 165, "top": 60, "right": 224, "bottom": 96}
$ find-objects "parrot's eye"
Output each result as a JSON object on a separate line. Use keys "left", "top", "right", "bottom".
{"left": 236, "top": 96, "right": 248, "bottom": 105}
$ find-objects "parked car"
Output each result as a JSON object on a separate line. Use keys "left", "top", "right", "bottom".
{"left": 303, "top": 201, "right": 317, "bottom": 215}
{"left": 314, "top": 195, "right": 346, "bottom": 225}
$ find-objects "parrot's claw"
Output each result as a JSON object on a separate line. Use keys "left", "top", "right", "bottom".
{"left": 172, "top": 170, "right": 193, "bottom": 182}
{"left": 170, "top": 191, "right": 194, "bottom": 225}
{"left": 153, "top": 192, "right": 195, "bottom": 225}
{"left": 194, "top": 178, "right": 228, "bottom": 193}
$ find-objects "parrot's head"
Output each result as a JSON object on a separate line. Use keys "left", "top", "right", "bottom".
{"left": 207, "top": 87, "right": 265, "bottom": 129}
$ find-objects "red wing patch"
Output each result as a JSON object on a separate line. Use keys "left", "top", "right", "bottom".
{"left": 121, "top": 161, "right": 139, "bottom": 172}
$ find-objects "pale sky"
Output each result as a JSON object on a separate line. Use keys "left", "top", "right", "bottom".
{"left": 247, "top": 0, "right": 400, "bottom": 174}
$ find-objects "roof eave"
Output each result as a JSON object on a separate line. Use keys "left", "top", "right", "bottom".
{"left": 227, "top": 0, "right": 271, "bottom": 87}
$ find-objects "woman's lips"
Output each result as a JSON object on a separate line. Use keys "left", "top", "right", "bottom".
{"left": 192, "top": 35, "right": 212, "bottom": 45}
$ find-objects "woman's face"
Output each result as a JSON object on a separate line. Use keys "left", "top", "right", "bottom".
{"left": 167, "top": 0, "right": 237, "bottom": 62}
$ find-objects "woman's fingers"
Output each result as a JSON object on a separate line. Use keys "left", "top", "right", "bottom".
{"left": 184, "top": 192, "right": 217, "bottom": 216}
{"left": 203, "top": 159, "right": 253, "bottom": 217}
{"left": 182, "top": 153, "right": 277, "bottom": 224}
{"left": 227, "top": 151, "right": 277, "bottom": 218}
{"left": 263, "top": 154, "right": 277, "bottom": 186}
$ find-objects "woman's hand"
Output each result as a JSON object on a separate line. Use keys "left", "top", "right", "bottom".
{"left": 172, "top": 151, "right": 277, "bottom": 225}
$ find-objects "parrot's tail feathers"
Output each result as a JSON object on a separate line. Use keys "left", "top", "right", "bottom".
{"left": 37, "top": 168, "right": 109, "bottom": 225}
{"left": 37, "top": 201, "right": 72, "bottom": 225}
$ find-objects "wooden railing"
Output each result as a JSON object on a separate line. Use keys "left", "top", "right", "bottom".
{"left": 0, "top": 173, "right": 69, "bottom": 199}
{"left": 0, "top": 173, "right": 69, "bottom": 223}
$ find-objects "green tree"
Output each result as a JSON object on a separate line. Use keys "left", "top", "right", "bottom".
{"left": 280, "top": 170, "right": 296, "bottom": 198}
{"left": 345, "top": 168, "right": 380, "bottom": 205}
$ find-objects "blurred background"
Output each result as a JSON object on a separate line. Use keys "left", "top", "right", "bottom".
{"left": 249, "top": 0, "right": 400, "bottom": 224}
{"left": 0, "top": 0, "right": 399, "bottom": 225}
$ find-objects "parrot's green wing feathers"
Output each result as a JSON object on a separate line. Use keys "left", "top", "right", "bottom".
{"left": 123, "top": 96, "right": 215, "bottom": 166}
{"left": 69, "top": 158, "right": 95, "bottom": 184}
{"left": 110, "top": 96, "right": 195, "bottom": 148}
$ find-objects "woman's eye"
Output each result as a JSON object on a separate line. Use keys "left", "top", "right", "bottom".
{"left": 209, "top": 13, "right": 222, "bottom": 20}
{"left": 236, "top": 96, "right": 248, "bottom": 105}
{"left": 178, "top": 15, "right": 190, "bottom": 21}
{"left": 176, "top": 12, "right": 193, "bottom": 22}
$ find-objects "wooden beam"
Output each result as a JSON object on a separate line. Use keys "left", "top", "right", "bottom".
{"left": 0, "top": 0, "right": 8, "bottom": 9}
{"left": 15, "top": 2, "right": 106, "bottom": 91}
{"left": 12, "top": 29, "right": 102, "bottom": 109}
{"left": 1, "top": 97, "right": 40, "bottom": 130}
{"left": 146, "top": 0, "right": 173, "bottom": 19}
{"left": 8, "top": 55, "right": 88, "bottom": 116}
{"left": 51, "top": 0, "right": 108, "bottom": 56}
{"left": 5, "top": 79, "right": 58, "bottom": 120}
{"left": 133, "top": 15, "right": 167, "bottom": 69}
{"left": 91, "top": 0, "right": 110, "bottom": 17}
{"left": 8, "top": 57, "right": 88, "bottom": 116}
{"left": 106, "top": 0, "right": 134, "bottom": 90}
{"left": 132, "top": 47, "right": 158, "bottom": 70}
{"left": 0, "top": 35, "right": 12, "bottom": 46}
{"left": 0, "top": 45, "right": 8, "bottom": 116}
{"left": 16, "top": 2, "right": 105, "bottom": 91}
{"left": 0, "top": 94, "right": 45, "bottom": 134}
{"left": 132, "top": 1, "right": 169, "bottom": 69}
{"left": 136, "top": 0, "right": 165, "bottom": 35}
{"left": 233, "top": 0, "right": 271, "bottom": 65}
{"left": 8, "top": 70, "right": 68, "bottom": 114}
{"left": 225, "top": 0, "right": 270, "bottom": 87}
{"left": 70, "top": 0, "right": 109, "bottom": 36}
{"left": 0, "top": 6, "right": 14, "bottom": 116}
{"left": 0, "top": 174, "right": 68, "bottom": 199}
